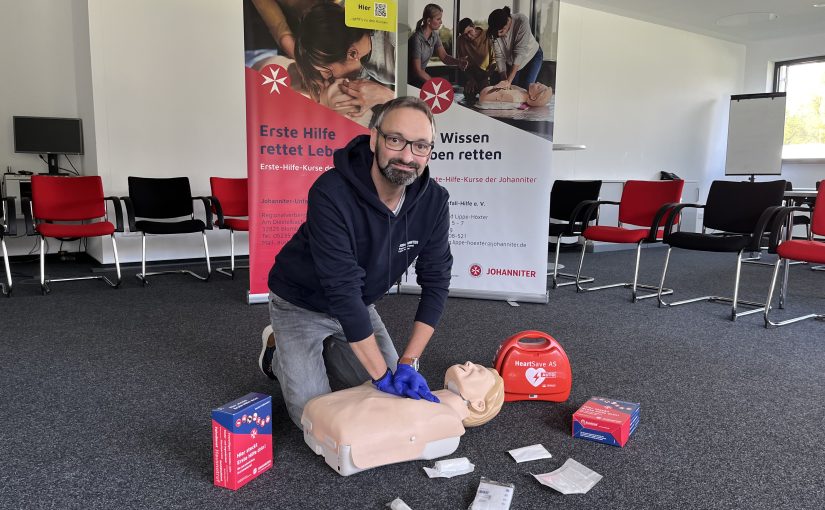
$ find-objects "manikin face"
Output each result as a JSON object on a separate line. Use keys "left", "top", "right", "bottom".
{"left": 497, "top": 17, "right": 513, "bottom": 38}
{"left": 428, "top": 12, "right": 443, "bottom": 31}
{"left": 370, "top": 107, "right": 433, "bottom": 186}
{"left": 445, "top": 362, "right": 495, "bottom": 410}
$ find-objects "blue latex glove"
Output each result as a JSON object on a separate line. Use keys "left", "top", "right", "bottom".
{"left": 392, "top": 364, "right": 440, "bottom": 403}
{"left": 372, "top": 369, "right": 406, "bottom": 398}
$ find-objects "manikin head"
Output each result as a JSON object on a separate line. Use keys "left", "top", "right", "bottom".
{"left": 444, "top": 362, "right": 505, "bottom": 427}
{"left": 369, "top": 97, "right": 436, "bottom": 187}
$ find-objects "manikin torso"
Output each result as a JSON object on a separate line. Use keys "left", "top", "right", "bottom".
{"left": 477, "top": 83, "right": 553, "bottom": 109}
{"left": 301, "top": 362, "right": 502, "bottom": 475}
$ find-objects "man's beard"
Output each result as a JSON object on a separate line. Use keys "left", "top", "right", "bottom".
{"left": 376, "top": 145, "right": 421, "bottom": 186}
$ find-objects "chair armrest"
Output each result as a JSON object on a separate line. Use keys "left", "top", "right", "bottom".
{"left": 766, "top": 206, "right": 807, "bottom": 253}
{"left": 565, "top": 199, "right": 601, "bottom": 234}
{"left": 2, "top": 196, "right": 17, "bottom": 236}
{"left": 661, "top": 203, "right": 704, "bottom": 242}
{"left": 648, "top": 202, "right": 685, "bottom": 242}
{"left": 120, "top": 196, "right": 137, "bottom": 232}
{"left": 580, "top": 200, "right": 620, "bottom": 228}
{"left": 104, "top": 196, "right": 125, "bottom": 233}
{"left": 210, "top": 196, "right": 226, "bottom": 228}
{"left": 749, "top": 205, "right": 784, "bottom": 252}
{"left": 21, "top": 197, "right": 36, "bottom": 236}
{"left": 193, "top": 196, "right": 214, "bottom": 229}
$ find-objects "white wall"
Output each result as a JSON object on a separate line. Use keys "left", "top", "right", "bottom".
{"left": 81, "top": 0, "right": 248, "bottom": 264}
{"left": 1, "top": 0, "right": 83, "bottom": 256}
{"left": 553, "top": 3, "right": 746, "bottom": 201}
{"left": 745, "top": 32, "right": 825, "bottom": 189}
{"left": 0, "top": 1, "right": 81, "bottom": 174}
{"left": 1, "top": 0, "right": 248, "bottom": 262}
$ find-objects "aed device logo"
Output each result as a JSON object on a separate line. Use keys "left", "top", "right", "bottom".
{"left": 469, "top": 263, "right": 483, "bottom": 277}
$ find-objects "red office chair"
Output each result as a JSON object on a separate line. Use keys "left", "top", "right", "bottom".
{"left": 1, "top": 193, "right": 17, "bottom": 296}
{"left": 574, "top": 180, "right": 684, "bottom": 302}
{"left": 210, "top": 177, "right": 249, "bottom": 278}
{"left": 22, "top": 175, "right": 123, "bottom": 294}
{"left": 764, "top": 186, "right": 825, "bottom": 327}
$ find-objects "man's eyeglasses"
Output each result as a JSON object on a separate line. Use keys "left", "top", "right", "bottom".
{"left": 376, "top": 128, "right": 434, "bottom": 157}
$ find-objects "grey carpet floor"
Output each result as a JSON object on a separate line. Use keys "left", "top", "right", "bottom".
{"left": 0, "top": 248, "right": 823, "bottom": 509}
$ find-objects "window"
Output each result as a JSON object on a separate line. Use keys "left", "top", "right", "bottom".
{"left": 774, "top": 56, "right": 825, "bottom": 161}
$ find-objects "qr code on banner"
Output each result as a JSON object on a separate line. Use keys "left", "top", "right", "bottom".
{"left": 374, "top": 2, "right": 387, "bottom": 18}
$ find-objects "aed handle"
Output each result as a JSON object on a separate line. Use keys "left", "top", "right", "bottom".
{"left": 503, "top": 330, "right": 557, "bottom": 351}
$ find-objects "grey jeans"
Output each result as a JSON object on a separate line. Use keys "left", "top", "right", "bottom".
{"left": 268, "top": 292, "right": 400, "bottom": 428}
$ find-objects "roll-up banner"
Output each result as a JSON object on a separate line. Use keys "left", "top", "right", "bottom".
{"left": 401, "top": 1, "right": 559, "bottom": 303}
{"left": 242, "top": 1, "right": 398, "bottom": 303}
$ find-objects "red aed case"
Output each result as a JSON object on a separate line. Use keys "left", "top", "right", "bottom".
{"left": 212, "top": 393, "right": 273, "bottom": 490}
{"left": 493, "top": 330, "right": 572, "bottom": 402}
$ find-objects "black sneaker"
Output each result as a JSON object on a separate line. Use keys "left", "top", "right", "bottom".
{"left": 259, "top": 325, "right": 276, "bottom": 380}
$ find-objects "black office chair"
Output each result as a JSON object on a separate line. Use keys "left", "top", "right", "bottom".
{"left": 657, "top": 180, "right": 786, "bottom": 320}
{"left": 1, "top": 193, "right": 17, "bottom": 296}
{"left": 547, "top": 180, "right": 602, "bottom": 288}
{"left": 122, "top": 177, "right": 213, "bottom": 285}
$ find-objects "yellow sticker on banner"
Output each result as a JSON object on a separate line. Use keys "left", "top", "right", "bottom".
{"left": 345, "top": 1, "right": 397, "bottom": 32}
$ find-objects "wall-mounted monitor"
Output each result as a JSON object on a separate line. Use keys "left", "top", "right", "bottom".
{"left": 12, "top": 116, "right": 84, "bottom": 175}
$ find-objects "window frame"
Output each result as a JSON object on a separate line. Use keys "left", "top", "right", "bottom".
{"left": 772, "top": 55, "right": 825, "bottom": 163}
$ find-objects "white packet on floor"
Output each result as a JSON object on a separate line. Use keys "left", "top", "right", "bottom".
{"left": 387, "top": 497, "right": 413, "bottom": 510}
{"left": 468, "top": 477, "right": 515, "bottom": 510}
{"left": 532, "top": 458, "right": 603, "bottom": 495}
{"left": 508, "top": 444, "right": 552, "bottom": 463}
{"left": 422, "top": 457, "right": 475, "bottom": 478}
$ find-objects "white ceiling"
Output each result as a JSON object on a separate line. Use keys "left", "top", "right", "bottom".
{"left": 562, "top": 0, "right": 825, "bottom": 43}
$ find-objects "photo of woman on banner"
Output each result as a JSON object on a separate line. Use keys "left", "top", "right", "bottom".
{"left": 408, "top": 3, "right": 468, "bottom": 88}
{"left": 294, "top": 2, "right": 396, "bottom": 124}
{"left": 449, "top": 2, "right": 558, "bottom": 141}
{"left": 244, "top": 2, "right": 396, "bottom": 126}
{"left": 486, "top": 6, "right": 543, "bottom": 90}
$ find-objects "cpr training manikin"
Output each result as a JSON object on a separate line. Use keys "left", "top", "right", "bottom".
{"left": 476, "top": 82, "right": 554, "bottom": 110}
{"left": 301, "top": 362, "right": 505, "bottom": 476}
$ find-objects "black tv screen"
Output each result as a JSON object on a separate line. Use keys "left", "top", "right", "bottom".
{"left": 13, "top": 116, "right": 84, "bottom": 155}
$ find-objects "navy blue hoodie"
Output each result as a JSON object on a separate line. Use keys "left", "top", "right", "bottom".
{"left": 268, "top": 135, "right": 453, "bottom": 343}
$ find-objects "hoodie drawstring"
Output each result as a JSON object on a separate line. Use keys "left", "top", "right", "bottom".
{"left": 404, "top": 216, "right": 409, "bottom": 279}
{"left": 387, "top": 213, "right": 392, "bottom": 293}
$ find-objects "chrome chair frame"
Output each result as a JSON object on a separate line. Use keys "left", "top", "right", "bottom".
{"left": 763, "top": 206, "right": 825, "bottom": 328}
{"left": 1, "top": 196, "right": 17, "bottom": 296}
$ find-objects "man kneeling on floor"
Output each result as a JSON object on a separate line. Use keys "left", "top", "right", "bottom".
{"left": 259, "top": 96, "right": 453, "bottom": 428}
